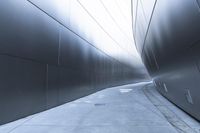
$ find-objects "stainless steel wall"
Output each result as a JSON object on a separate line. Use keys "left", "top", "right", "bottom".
{"left": 0, "top": 0, "right": 147, "bottom": 125}
{"left": 133, "top": 0, "right": 200, "bottom": 120}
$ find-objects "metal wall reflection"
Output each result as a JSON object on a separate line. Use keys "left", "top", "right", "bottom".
{"left": 133, "top": 0, "right": 200, "bottom": 120}
{"left": 0, "top": 0, "right": 147, "bottom": 125}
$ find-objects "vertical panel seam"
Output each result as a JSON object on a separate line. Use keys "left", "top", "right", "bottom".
{"left": 58, "top": 28, "right": 61, "bottom": 66}
{"left": 141, "top": 0, "right": 157, "bottom": 56}
{"left": 46, "top": 64, "right": 49, "bottom": 109}
{"left": 26, "top": 0, "right": 133, "bottom": 69}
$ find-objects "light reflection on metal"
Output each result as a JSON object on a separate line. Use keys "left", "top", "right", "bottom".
{"left": 133, "top": 0, "right": 200, "bottom": 121}
{"left": 0, "top": 0, "right": 149, "bottom": 125}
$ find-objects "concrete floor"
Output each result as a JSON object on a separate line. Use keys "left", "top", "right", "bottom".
{"left": 0, "top": 82, "right": 200, "bottom": 133}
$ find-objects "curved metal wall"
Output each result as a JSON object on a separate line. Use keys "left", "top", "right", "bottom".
{"left": 133, "top": 0, "right": 200, "bottom": 120}
{"left": 0, "top": 0, "right": 147, "bottom": 125}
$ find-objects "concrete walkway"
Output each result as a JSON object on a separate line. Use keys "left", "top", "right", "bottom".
{"left": 0, "top": 82, "right": 200, "bottom": 133}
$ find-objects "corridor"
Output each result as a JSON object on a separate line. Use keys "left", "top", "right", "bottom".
{"left": 1, "top": 82, "right": 199, "bottom": 133}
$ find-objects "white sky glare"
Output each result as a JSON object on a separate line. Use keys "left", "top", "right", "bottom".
{"left": 76, "top": 0, "right": 142, "bottom": 67}
{"left": 29, "top": 0, "right": 144, "bottom": 68}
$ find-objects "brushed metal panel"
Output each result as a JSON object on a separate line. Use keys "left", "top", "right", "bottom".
{"left": 28, "top": 0, "right": 70, "bottom": 26}
{"left": 58, "top": 67, "right": 91, "bottom": 104}
{"left": 0, "top": 0, "right": 148, "bottom": 126}
{"left": 132, "top": 0, "right": 138, "bottom": 36}
{"left": 46, "top": 65, "right": 59, "bottom": 109}
{"left": 140, "top": 0, "right": 156, "bottom": 22}
{"left": 59, "top": 27, "right": 92, "bottom": 70}
{"left": 0, "top": 55, "right": 46, "bottom": 125}
{"left": 136, "top": 0, "right": 200, "bottom": 120}
{"left": 0, "top": 0, "right": 59, "bottom": 64}
{"left": 135, "top": 1, "right": 148, "bottom": 54}
{"left": 144, "top": 0, "right": 200, "bottom": 65}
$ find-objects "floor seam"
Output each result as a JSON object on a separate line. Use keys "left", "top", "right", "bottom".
{"left": 7, "top": 115, "right": 37, "bottom": 133}
{"left": 143, "top": 84, "right": 197, "bottom": 133}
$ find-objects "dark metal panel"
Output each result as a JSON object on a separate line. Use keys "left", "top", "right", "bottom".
{"left": 0, "top": 0, "right": 148, "bottom": 126}
{"left": 58, "top": 67, "right": 92, "bottom": 104}
{"left": 136, "top": 0, "right": 200, "bottom": 120}
{"left": 144, "top": 0, "right": 200, "bottom": 66}
{"left": 46, "top": 65, "right": 59, "bottom": 109}
{"left": 0, "top": 0, "right": 59, "bottom": 65}
{"left": 155, "top": 61, "right": 200, "bottom": 120}
{"left": 0, "top": 55, "right": 46, "bottom": 124}
{"left": 59, "top": 27, "right": 92, "bottom": 70}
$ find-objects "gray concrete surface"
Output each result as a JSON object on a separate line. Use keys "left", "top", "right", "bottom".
{"left": 0, "top": 82, "right": 199, "bottom": 133}
{"left": 144, "top": 84, "right": 200, "bottom": 133}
